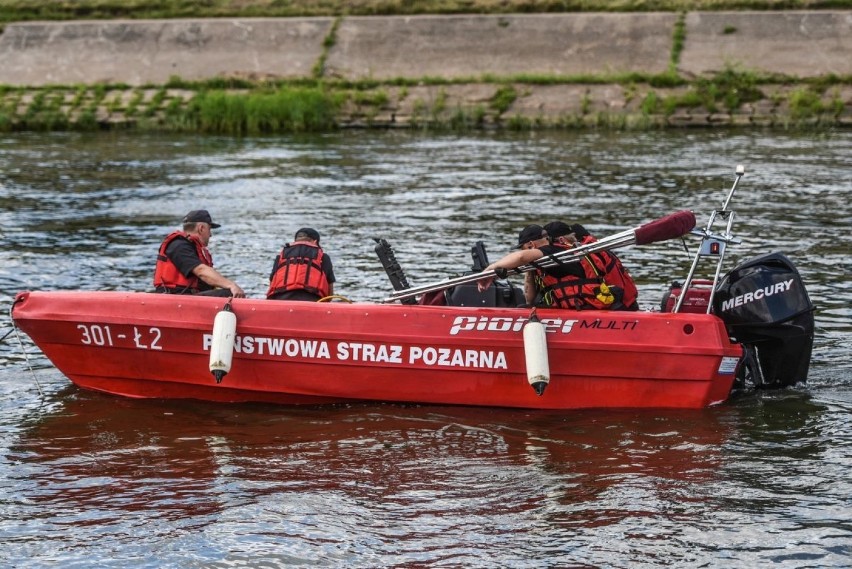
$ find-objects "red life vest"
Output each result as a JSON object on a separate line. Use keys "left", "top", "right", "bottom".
{"left": 266, "top": 242, "right": 331, "bottom": 299}
{"left": 153, "top": 231, "right": 213, "bottom": 293}
{"left": 537, "top": 243, "right": 613, "bottom": 310}
{"left": 578, "top": 235, "right": 639, "bottom": 309}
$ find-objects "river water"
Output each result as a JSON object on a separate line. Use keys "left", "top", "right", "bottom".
{"left": 1, "top": 130, "right": 850, "bottom": 567}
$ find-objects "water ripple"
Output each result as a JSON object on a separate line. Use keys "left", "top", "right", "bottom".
{"left": 1, "top": 130, "right": 851, "bottom": 567}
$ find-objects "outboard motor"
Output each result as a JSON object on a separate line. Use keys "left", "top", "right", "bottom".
{"left": 713, "top": 252, "right": 814, "bottom": 388}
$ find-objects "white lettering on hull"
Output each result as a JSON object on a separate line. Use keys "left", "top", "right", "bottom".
{"left": 203, "top": 334, "right": 333, "bottom": 358}
{"left": 337, "top": 342, "right": 403, "bottom": 364}
{"left": 408, "top": 346, "right": 508, "bottom": 369}
{"left": 201, "top": 335, "right": 508, "bottom": 370}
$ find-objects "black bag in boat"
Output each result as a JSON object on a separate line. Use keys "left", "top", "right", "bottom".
{"left": 444, "top": 279, "right": 526, "bottom": 308}
{"left": 713, "top": 252, "right": 815, "bottom": 387}
{"left": 444, "top": 241, "right": 525, "bottom": 307}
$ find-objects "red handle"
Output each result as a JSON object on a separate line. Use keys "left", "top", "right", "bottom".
{"left": 634, "top": 210, "right": 696, "bottom": 245}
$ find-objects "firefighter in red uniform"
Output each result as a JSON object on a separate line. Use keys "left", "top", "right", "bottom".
{"left": 153, "top": 209, "right": 245, "bottom": 298}
{"left": 267, "top": 228, "right": 336, "bottom": 302}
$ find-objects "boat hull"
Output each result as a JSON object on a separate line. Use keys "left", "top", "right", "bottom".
{"left": 12, "top": 291, "right": 742, "bottom": 409}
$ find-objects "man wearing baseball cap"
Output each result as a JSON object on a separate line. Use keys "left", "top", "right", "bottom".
{"left": 544, "top": 220, "right": 638, "bottom": 310}
{"left": 477, "top": 223, "right": 585, "bottom": 306}
{"left": 153, "top": 209, "right": 246, "bottom": 297}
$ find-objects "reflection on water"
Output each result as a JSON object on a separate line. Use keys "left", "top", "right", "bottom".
{"left": 3, "top": 376, "right": 849, "bottom": 567}
{"left": 3, "top": 384, "right": 731, "bottom": 565}
{"left": 1, "top": 130, "right": 851, "bottom": 566}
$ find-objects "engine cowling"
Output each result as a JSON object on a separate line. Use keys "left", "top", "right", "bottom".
{"left": 713, "top": 252, "right": 815, "bottom": 388}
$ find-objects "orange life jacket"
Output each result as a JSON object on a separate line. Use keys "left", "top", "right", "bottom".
{"left": 153, "top": 231, "right": 213, "bottom": 293}
{"left": 267, "top": 242, "right": 331, "bottom": 299}
{"left": 578, "top": 235, "right": 639, "bottom": 309}
{"left": 537, "top": 243, "right": 613, "bottom": 310}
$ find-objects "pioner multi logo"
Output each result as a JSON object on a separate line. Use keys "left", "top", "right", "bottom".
{"left": 719, "top": 278, "right": 795, "bottom": 312}
{"left": 449, "top": 315, "right": 578, "bottom": 336}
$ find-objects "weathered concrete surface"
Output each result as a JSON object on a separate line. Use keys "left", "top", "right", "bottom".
{"left": 0, "top": 12, "right": 850, "bottom": 86}
{"left": 0, "top": 18, "right": 333, "bottom": 86}
{"left": 325, "top": 14, "right": 676, "bottom": 80}
{"left": 680, "top": 11, "right": 852, "bottom": 77}
{"left": 1, "top": 12, "right": 850, "bottom": 129}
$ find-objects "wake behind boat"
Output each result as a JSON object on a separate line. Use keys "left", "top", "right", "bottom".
{"left": 10, "top": 166, "right": 816, "bottom": 409}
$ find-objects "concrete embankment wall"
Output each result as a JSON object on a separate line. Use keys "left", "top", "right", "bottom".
{"left": 1, "top": 12, "right": 851, "bottom": 128}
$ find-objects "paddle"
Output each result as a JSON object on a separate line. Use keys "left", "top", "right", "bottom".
{"left": 381, "top": 210, "right": 696, "bottom": 304}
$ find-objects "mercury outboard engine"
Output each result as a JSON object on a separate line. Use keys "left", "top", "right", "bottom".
{"left": 713, "top": 252, "right": 814, "bottom": 388}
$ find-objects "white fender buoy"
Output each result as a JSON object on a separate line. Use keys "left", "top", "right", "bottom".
{"left": 209, "top": 301, "right": 237, "bottom": 384}
{"left": 523, "top": 312, "right": 550, "bottom": 396}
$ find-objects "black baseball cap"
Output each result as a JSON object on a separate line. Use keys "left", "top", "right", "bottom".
{"left": 514, "top": 224, "right": 546, "bottom": 249}
{"left": 295, "top": 227, "right": 321, "bottom": 244}
{"left": 543, "top": 221, "right": 573, "bottom": 239}
{"left": 183, "top": 209, "right": 221, "bottom": 228}
{"left": 570, "top": 223, "right": 591, "bottom": 240}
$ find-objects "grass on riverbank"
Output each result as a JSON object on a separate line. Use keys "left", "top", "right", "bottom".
{"left": 0, "top": 0, "right": 846, "bottom": 25}
{"left": 1, "top": 69, "right": 848, "bottom": 133}
{"left": 188, "top": 88, "right": 344, "bottom": 134}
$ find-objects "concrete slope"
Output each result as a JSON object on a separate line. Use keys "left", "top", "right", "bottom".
{"left": 1, "top": 12, "right": 850, "bottom": 86}
{"left": 0, "top": 18, "right": 333, "bottom": 86}
{"left": 325, "top": 14, "right": 676, "bottom": 80}
{"left": 680, "top": 11, "right": 852, "bottom": 77}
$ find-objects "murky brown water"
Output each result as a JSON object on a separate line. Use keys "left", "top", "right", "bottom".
{"left": 1, "top": 130, "right": 850, "bottom": 567}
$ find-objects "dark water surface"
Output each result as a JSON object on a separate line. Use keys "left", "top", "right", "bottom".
{"left": 1, "top": 130, "right": 850, "bottom": 567}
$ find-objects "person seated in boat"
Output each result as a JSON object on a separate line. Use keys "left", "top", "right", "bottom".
{"left": 477, "top": 224, "right": 582, "bottom": 306}
{"left": 544, "top": 221, "right": 639, "bottom": 311}
{"left": 477, "top": 223, "right": 634, "bottom": 310}
{"left": 267, "top": 227, "right": 336, "bottom": 302}
{"left": 153, "top": 209, "right": 246, "bottom": 298}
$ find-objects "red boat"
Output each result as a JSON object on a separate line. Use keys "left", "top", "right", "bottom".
{"left": 12, "top": 290, "right": 748, "bottom": 409}
{"left": 10, "top": 167, "right": 815, "bottom": 409}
